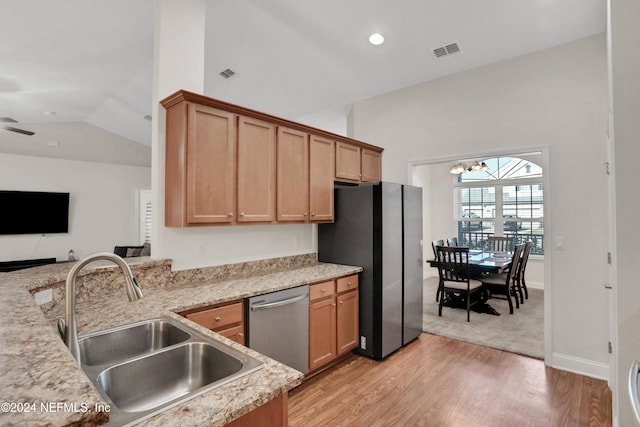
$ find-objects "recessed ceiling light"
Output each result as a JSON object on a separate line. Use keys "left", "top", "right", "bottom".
{"left": 368, "top": 33, "right": 384, "bottom": 46}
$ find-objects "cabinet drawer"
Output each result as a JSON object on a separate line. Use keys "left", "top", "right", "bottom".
{"left": 217, "top": 324, "right": 245, "bottom": 345}
{"left": 310, "top": 280, "right": 336, "bottom": 301}
{"left": 336, "top": 274, "right": 359, "bottom": 293}
{"left": 185, "top": 302, "right": 243, "bottom": 330}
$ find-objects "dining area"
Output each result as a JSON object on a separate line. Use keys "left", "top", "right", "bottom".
{"left": 426, "top": 236, "right": 534, "bottom": 323}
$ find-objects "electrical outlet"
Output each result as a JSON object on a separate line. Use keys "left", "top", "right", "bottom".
{"left": 35, "top": 289, "right": 52, "bottom": 305}
{"left": 197, "top": 241, "right": 207, "bottom": 256}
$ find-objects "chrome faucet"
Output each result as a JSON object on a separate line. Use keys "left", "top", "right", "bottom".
{"left": 59, "top": 252, "right": 144, "bottom": 365}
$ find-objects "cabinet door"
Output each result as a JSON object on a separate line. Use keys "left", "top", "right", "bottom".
{"left": 237, "top": 116, "right": 276, "bottom": 223}
{"left": 337, "top": 290, "right": 359, "bottom": 355}
{"left": 186, "top": 103, "right": 236, "bottom": 223}
{"left": 309, "top": 135, "right": 334, "bottom": 222}
{"left": 335, "top": 141, "right": 361, "bottom": 182}
{"left": 361, "top": 148, "right": 382, "bottom": 182}
{"left": 309, "top": 297, "right": 337, "bottom": 371}
{"left": 276, "top": 127, "right": 309, "bottom": 221}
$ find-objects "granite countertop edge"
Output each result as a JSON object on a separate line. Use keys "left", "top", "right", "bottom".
{"left": 0, "top": 259, "right": 362, "bottom": 426}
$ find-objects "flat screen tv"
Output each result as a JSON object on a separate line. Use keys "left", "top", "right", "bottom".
{"left": 0, "top": 190, "right": 69, "bottom": 235}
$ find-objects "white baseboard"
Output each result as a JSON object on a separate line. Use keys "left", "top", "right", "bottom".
{"left": 549, "top": 351, "right": 609, "bottom": 381}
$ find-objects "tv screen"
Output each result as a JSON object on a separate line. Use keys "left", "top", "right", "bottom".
{"left": 0, "top": 190, "right": 69, "bottom": 235}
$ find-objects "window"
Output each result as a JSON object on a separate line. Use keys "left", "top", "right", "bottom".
{"left": 455, "top": 157, "right": 544, "bottom": 255}
{"left": 139, "top": 189, "right": 152, "bottom": 244}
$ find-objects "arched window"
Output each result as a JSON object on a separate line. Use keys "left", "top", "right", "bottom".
{"left": 455, "top": 156, "right": 544, "bottom": 255}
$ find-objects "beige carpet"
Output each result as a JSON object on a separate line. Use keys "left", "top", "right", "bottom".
{"left": 422, "top": 276, "right": 544, "bottom": 359}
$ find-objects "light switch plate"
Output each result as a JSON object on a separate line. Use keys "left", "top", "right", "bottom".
{"left": 554, "top": 236, "right": 565, "bottom": 250}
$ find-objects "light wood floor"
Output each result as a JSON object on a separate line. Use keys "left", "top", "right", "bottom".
{"left": 288, "top": 333, "right": 611, "bottom": 427}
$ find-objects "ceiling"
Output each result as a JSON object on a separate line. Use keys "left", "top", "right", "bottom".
{"left": 0, "top": 0, "right": 606, "bottom": 167}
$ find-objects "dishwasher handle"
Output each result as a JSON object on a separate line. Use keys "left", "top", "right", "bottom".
{"left": 250, "top": 294, "right": 308, "bottom": 311}
{"left": 629, "top": 360, "right": 640, "bottom": 424}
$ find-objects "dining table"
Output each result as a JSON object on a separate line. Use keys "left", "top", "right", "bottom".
{"left": 426, "top": 249, "right": 513, "bottom": 276}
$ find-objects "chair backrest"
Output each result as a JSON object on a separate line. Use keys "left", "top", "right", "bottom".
{"left": 519, "top": 240, "right": 533, "bottom": 279}
{"left": 447, "top": 237, "right": 458, "bottom": 247}
{"left": 432, "top": 239, "right": 445, "bottom": 257}
{"left": 488, "top": 236, "right": 513, "bottom": 252}
{"left": 508, "top": 244, "right": 524, "bottom": 283}
{"left": 435, "top": 246, "right": 471, "bottom": 284}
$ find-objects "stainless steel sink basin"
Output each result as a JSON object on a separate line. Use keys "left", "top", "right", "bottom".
{"left": 78, "top": 316, "right": 264, "bottom": 426}
{"left": 97, "top": 342, "right": 244, "bottom": 413}
{"left": 79, "top": 318, "right": 191, "bottom": 366}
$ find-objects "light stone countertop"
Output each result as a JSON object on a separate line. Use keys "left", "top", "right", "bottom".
{"left": 0, "top": 258, "right": 362, "bottom": 426}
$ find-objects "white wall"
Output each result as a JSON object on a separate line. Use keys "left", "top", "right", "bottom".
{"left": 0, "top": 153, "right": 150, "bottom": 262}
{"left": 610, "top": 0, "right": 640, "bottom": 424}
{"left": 151, "top": 1, "right": 316, "bottom": 271}
{"left": 349, "top": 34, "right": 610, "bottom": 378}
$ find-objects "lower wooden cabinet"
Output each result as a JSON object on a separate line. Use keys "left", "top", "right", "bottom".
{"left": 308, "top": 274, "right": 359, "bottom": 372}
{"left": 179, "top": 300, "right": 245, "bottom": 345}
{"left": 226, "top": 393, "right": 288, "bottom": 427}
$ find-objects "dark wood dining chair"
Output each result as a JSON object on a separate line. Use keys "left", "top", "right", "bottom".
{"left": 447, "top": 237, "right": 458, "bottom": 247}
{"left": 432, "top": 239, "right": 445, "bottom": 302}
{"left": 480, "top": 244, "right": 523, "bottom": 314}
{"left": 515, "top": 240, "right": 533, "bottom": 303}
{"left": 488, "top": 235, "right": 513, "bottom": 252}
{"left": 434, "top": 246, "right": 484, "bottom": 322}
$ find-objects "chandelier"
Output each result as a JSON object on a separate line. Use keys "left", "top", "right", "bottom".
{"left": 449, "top": 161, "right": 489, "bottom": 174}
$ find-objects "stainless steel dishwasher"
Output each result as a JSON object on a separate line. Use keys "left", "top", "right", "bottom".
{"left": 248, "top": 285, "right": 309, "bottom": 374}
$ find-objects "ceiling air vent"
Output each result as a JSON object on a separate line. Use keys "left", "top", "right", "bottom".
{"left": 432, "top": 42, "right": 461, "bottom": 58}
{"left": 219, "top": 68, "right": 236, "bottom": 79}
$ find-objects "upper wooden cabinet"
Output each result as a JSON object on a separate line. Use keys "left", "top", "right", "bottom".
{"left": 277, "top": 130, "right": 335, "bottom": 223}
{"left": 361, "top": 148, "right": 382, "bottom": 182}
{"left": 309, "top": 135, "right": 334, "bottom": 222}
{"left": 237, "top": 116, "right": 276, "bottom": 223}
{"left": 277, "top": 127, "right": 309, "bottom": 222}
{"left": 165, "top": 102, "right": 236, "bottom": 226}
{"left": 161, "top": 90, "right": 383, "bottom": 227}
{"left": 335, "top": 142, "right": 382, "bottom": 183}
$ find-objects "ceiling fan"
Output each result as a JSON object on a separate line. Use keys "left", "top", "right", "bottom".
{"left": 0, "top": 117, "right": 35, "bottom": 136}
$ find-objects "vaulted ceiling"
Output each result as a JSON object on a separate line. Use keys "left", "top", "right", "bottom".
{"left": 0, "top": 0, "right": 606, "bottom": 166}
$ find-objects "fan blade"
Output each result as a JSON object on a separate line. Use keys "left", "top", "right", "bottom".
{"left": 0, "top": 125, "right": 35, "bottom": 136}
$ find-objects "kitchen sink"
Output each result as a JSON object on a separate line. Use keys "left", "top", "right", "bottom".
{"left": 79, "top": 318, "right": 191, "bottom": 366}
{"left": 97, "top": 342, "right": 244, "bottom": 413}
{"left": 78, "top": 316, "right": 264, "bottom": 426}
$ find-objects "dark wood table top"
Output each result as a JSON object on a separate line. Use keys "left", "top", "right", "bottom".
{"left": 426, "top": 249, "right": 512, "bottom": 274}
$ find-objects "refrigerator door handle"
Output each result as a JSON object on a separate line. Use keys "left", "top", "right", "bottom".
{"left": 629, "top": 359, "right": 640, "bottom": 424}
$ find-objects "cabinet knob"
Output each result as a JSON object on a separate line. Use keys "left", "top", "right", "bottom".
{"left": 311, "top": 212, "right": 316, "bottom": 217}
{"left": 238, "top": 333, "right": 244, "bottom": 337}
{"left": 332, "top": 303, "right": 336, "bottom": 307}
{"left": 239, "top": 212, "right": 245, "bottom": 217}
{"left": 347, "top": 282, "right": 352, "bottom": 286}
{"left": 339, "top": 301, "right": 344, "bottom": 304}
{"left": 321, "top": 289, "right": 326, "bottom": 293}
{"left": 228, "top": 212, "right": 234, "bottom": 217}
{"left": 304, "top": 212, "right": 308, "bottom": 217}
{"left": 214, "top": 316, "right": 221, "bottom": 322}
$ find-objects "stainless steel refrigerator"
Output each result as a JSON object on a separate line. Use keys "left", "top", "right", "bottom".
{"left": 318, "top": 182, "right": 423, "bottom": 360}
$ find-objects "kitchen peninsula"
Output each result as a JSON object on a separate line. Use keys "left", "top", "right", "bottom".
{"left": 0, "top": 254, "right": 361, "bottom": 426}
